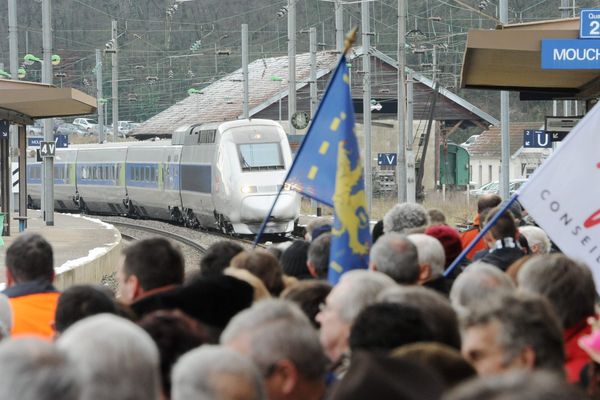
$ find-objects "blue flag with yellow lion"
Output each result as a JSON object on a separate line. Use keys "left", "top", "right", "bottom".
{"left": 286, "top": 55, "right": 370, "bottom": 284}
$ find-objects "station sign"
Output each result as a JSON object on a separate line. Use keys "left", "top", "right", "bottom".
{"left": 0, "top": 120, "right": 8, "bottom": 140}
{"left": 541, "top": 39, "right": 600, "bottom": 69}
{"left": 580, "top": 9, "right": 600, "bottom": 39}
{"left": 523, "top": 130, "right": 551, "bottom": 148}
{"left": 545, "top": 116, "right": 582, "bottom": 142}
{"left": 378, "top": 153, "right": 397, "bottom": 166}
{"left": 39, "top": 141, "right": 56, "bottom": 158}
{"left": 28, "top": 134, "right": 68, "bottom": 148}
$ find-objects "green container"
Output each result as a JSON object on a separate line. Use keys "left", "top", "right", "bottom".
{"left": 440, "top": 144, "right": 470, "bottom": 187}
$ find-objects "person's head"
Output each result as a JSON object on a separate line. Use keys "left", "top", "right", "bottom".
{"left": 392, "top": 342, "right": 476, "bottom": 390}
{"left": 57, "top": 314, "right": 161, "bottom": 400}
{"left": 117, "top": 237, "right": 185, "bottom": 304}
{"left": 371, "top": 220, "right": 385, "bottom": 244}
{"left": 383, "top": 203, "right": 430, "bottom": 234}
{"left": 221, "top": 299, "right": 328, "bottom": 400}
{"left": 0, "top": 338, "right": 80, "bottom": 400}
{"left": 460, "top": 292, "right": 564, "bottom": 377}
{"left": 280, "top": 241, "right": 311, "bottom": 280}
{"left": 517, "top": 254, "right": 596, "bottom": 329}
{"left": 449, "top": 262, "right": 515, "bottom": 316}
{"left": 444, "top": 370, "right": 587, "bottom": 400}
{"left": 306, "top": 233, "right": 331, "bottom": 279}
{"left": 200, "top": 241, "right": 244, "bottom": 277}
{"left": 281, "top": 280, "right": 332, "bottom": 329}
{"left": 5, "top": 233, "right": 54, "bottom": 286}
{"left": 54, "top": 285, "right": 118, "bottom": 335}
{"left": 482, "top": 207, "right": 517, "bottom": 244}
{"left": 350, "top": 302, "right": 434, "bottom": 353}
{"left": 425, "top": 225, "right": 463, "bottom": 268}
{"left": 138, "top": 310, "right": 210, "bottom": 397}
{"left": 315, "top": 270, "right": 396, "bottom": 362}
{"left": 505, "top": 255, "right": 532, "bottom": 284}
{"left": 224, "top": 267, "right": 271, "bottom": 302}
{"left": 369, "top": 233, "right": 420, "bottom": 284}
{"left": 305, "top": 217, "right": 333, "bottom": 241}
{"left": 379, "top": 285, "right": 461, "bottom": 349}
{"left": 407, "top": 234, "right": 446, "bottom": 284}
{"left": 172, "top": 345, "right": 266, "bottom": 400}
{"left": 517, "top": 226, "right": 551, "bottom": 255}
{"left": 427, "top": 208, "right": 446, "bottom": 225}
{"left": 477, "top": 194, "right": 502, "bottom": 214}
{"left": 231, "top": 250, "right": 285, "bottom": 296}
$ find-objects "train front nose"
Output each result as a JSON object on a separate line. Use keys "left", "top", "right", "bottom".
{"left": 240, "top": 191, "right": 300, "bottom": 223}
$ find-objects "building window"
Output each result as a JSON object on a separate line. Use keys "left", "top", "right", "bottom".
{"left": 488, "top": 165, "right": 493, "bottom": 183}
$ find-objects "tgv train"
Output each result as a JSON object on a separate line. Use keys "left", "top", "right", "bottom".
{"left": 27, "top": 119, "right": 301, "bottom": 235}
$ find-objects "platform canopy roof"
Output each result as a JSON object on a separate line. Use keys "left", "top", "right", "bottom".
{"left": 0, "top": 79, "right": 97, "bottom": 125}
{"left": 461, "top": 18, "right": 600, "bottom": 100}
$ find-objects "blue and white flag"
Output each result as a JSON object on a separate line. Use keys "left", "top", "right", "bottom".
{"left": 518, "top": 102, "right": 600, "bottom": 289}
{"left": 287, "top": 56, "right": 370, "bottom": 284}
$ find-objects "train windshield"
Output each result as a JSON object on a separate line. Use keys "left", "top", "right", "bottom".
{"left": 238, "top": 142, "right": 284, "bottom": 171}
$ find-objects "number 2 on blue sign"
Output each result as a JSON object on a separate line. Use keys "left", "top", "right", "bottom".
{"left": 591, "top": 21, "right": 600, "bottom": 36}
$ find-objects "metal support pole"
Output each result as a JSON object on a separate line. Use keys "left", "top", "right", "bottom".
{"left": 397, "top": 0, "right": 407, "bottom": 203}
{"left": 96, "top": 49, "right": 105, "bottom": 143}
{"left": 111, "top": 20, "right": 119, "bottom": 142}
{"left": 18, "top": 125, "right": 27, "bottom": 230}
{"left": 242, "top": 24, "right": 249, "bottom": 119}
{"left": 309, "top": 27, "right": 320, "bottom": 216}
{"left": 9, "top": 0, "right": 18, "bottom": 80}
{"left": 0, "top": 128, "right": 10, "bottom": 236}
{"left": 406, "top": 72, "right": 416, "bottom": 202}
{"left": 362, "top": 0, "right": 372, "bottom": 214}
{"left": 335, "top": 0, "right": 344, "bottom": 52}
{"left": 42, "top": 0, "right": 54, "bottom": 226}
{"left": 499, "top": 0, "right": 510, "bottom": 199}
{"left": 288, "top": 0, "right": 297, "bottom": 135}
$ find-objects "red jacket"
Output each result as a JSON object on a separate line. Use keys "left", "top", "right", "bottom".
{"left": 564, "top": 320, "right": 592, "bottom": 383}
{"left": 460, "top": 214, "right": 487, "bottom": 260}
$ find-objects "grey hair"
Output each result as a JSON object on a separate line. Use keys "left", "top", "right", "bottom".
{"left": 370, "top": 233, "right": 420, "bottom": 284}
{"left": 305, "top": 217, "right": 333, "bottom": 241}
{"left": 407, "top": 233, "right": 446, "bottom": 278}
{"left": 461, "top": 292, "right": 565, "bottom": 374}
{"left": 307, "top": 233, "right": 331, "bottom": 279}
{"left": 171, "top": 345, "right": 265, "bottom": 400}
{"left": 0, "top": 338, "right": 80, "bottom": 400}
{"left": 379, "top": 285, "right": 461, "bottom": 349}
{"left": 518, "top": 226, "right": 551, "bottom": 254}
{"left": 444, "top": 370, "right": 586, "bottom": 400}
{"left": 334, "top": 270, "right": 396, "bottom": 322}
{"left": 517, "top": 254, "right": 596, "bottom": 329}
{"left": 57, "top": 314, "right": 161, "bottom": 400}
{"left": 449, "top": 262, "right": 515, "bottom": 316}
{"left": 383, "top": 203, "right": 429, "bottom": 234}
{"left": 221, "top": 299, "right": 327, "bottom": 381}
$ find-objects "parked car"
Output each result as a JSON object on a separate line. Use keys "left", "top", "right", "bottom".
{"left": 56, "top": 123, "right": 87, "bottom": 137}
{"left": 461, "top": 134, "right": 479, "bottom": 148}
{"left": 73, "top": 118, "right": 98, "bottom": 133}
{"left": 470, "top": 181, "right": 499, "bottom": 197}
{"left": 26, "top": 121, "right": 43, "bottom": 136}
{"left": 110, "top": 120, "right": 135, "bottom": 136}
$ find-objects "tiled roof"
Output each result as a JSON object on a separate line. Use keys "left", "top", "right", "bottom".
{"left": 132, "top": 51, "right": 339, "bottom": 136}
{"left": 467, "top": 122, "right": 543, "bottom": 158}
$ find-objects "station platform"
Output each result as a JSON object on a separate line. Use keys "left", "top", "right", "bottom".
{"left": 0, "top": 210, "right": 122, "bottom": 290}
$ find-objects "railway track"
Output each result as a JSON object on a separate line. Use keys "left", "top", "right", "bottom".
{"left": 110, "top": 220, "right": 208, "bottom": 255}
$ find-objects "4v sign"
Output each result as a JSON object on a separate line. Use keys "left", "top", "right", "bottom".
{"left": 40, "top": 141, "right": 55, "bottom": 157}
{"left": 518, "top": 102, "right": 600, "bottom": 291}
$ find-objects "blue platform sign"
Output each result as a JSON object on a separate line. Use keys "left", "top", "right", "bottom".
{"left": 541, "top": 39, "right": 600, "bottom": 69}
{"left": 28, "top": 136, "right": 44, "bottom": 147}
{"left": 580, "top": 9, "right": 600, "bottom": 39}
{"left": 28, "top": 134, "right": 68, "bottom": 148}
{"left": 0, "top": 120, "right": 8, "bottom": 139}
{"left": 377, "top": 153, "right": 397, "bottom": 166}
{"left": 524, "top": 130, "right": 552, "bottom": 148}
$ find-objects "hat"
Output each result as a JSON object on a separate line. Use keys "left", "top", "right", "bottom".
{"left": 425, "top": 225, "right": 463, "bottom": 268}
{"left": 331, "top": 351, "right": 443, "bottom": 400}
{"left": 130, "top": 275, "right": 254, "bottom": 329}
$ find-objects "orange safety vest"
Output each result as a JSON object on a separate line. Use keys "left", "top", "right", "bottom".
{"left": 9, "top": 292, "right": 60, "bottom": 339}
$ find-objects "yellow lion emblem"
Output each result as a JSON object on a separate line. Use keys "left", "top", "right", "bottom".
{"left": 332, "top": 141, "right": 369, "bottom": 255}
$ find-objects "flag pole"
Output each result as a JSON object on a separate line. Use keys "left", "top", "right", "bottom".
{"left": 443, "top": 193, "right": 519, "bottom": 277}
{"left": 252, "top": 28, "right": 359, "bottom": 247}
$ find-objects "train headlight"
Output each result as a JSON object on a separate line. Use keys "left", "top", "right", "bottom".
{"left": 283, "top": 183, "right": 293, "bottom": 191}
{"left": 241, "top": 185, "right": 257, "bottom": 194}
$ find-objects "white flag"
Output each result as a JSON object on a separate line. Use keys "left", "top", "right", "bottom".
{"left": 519, "top": 103, "right": 600, "bottom": 289}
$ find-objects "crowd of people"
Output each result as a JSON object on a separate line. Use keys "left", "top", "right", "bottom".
{"left": 0, "top": 192, "right": 599, "bottom": 399}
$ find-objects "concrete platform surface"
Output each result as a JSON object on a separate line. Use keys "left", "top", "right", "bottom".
{"left": 0, "top": 211, "right": 121, "bottom": 288}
